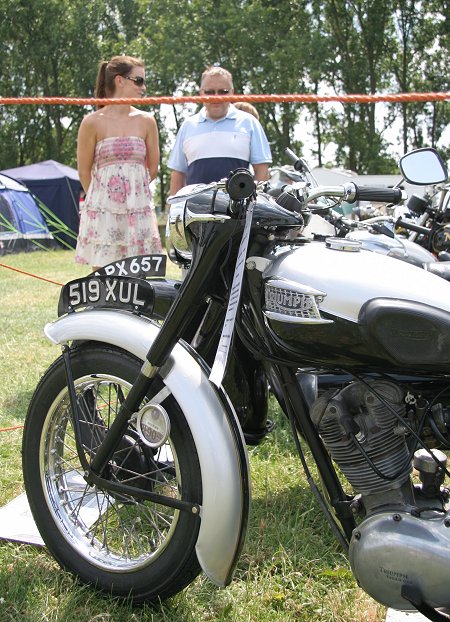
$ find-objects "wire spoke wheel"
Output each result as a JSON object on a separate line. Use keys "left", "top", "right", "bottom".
{"left": 23, "top": 344, "right": 202, "bottom": 602}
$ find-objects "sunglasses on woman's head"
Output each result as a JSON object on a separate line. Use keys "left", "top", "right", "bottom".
{"left": 125, "top": 76, "right": 145, "bottom": 86}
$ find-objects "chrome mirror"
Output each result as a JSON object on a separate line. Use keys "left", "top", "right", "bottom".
{"left": 399, "top": 148, "right": 448, "bottom": 185}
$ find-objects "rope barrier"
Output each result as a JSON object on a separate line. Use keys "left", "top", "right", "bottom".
{"left": 0, "top": 262, "right": 63, "bottom": 286}
{"left": 0, "top": 425, "right": 24, "bottom": 433}
{"left": 0, "top": 92, "right": 449, "bottom": 106}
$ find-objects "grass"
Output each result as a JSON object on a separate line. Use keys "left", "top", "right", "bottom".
{"left": 0, "top": 249, "right": 386, "bottom": 621}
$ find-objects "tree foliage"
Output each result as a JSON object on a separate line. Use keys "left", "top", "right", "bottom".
{"left": 0, "top": 0, "right": 448, "bottom": 205}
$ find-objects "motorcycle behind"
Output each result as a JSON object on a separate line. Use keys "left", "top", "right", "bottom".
{"left": 400, "top": 181, "right": 450, "bottom": 256}
{"left": 277, "top": 148, "right": 450, "bottom": 280}
{"left": 22, "top": 148, "right": 450, "bottom": 620}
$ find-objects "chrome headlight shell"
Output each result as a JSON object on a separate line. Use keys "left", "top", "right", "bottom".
{"left": 165, "top": 195, "right": 192, "bottom": 265}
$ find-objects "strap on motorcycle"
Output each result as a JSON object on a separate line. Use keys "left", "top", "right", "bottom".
{"left": 401, "top": 584, "right": 450, "bottom": 621}
{"left": 209, "top": 200, "right": 254, "bottom": 388}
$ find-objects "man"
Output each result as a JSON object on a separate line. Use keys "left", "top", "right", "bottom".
{"left": 168, "top": 66, "right": 272, "bottom": 195}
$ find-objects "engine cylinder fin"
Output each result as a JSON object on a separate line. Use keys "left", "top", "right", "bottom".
{"left": 311, "top": 379, "right": 411, "bottom": 494}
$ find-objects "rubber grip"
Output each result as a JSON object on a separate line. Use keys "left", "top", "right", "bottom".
{"left": 396, "top": 217, "right": 431, "bottom": 235}
{"left": 353, "top": 185, "right": 403, "bottom": 204}
{"left": 284, "top": 147, "right": 298, "bottom": 164}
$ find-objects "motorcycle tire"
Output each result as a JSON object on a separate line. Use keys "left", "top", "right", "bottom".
{"left": 22, "top": 343, "right": 202, "bottom": 603}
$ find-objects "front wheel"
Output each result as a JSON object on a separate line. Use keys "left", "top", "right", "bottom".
{"left": 22, "top": 343, "right": 202, "bottom": 602}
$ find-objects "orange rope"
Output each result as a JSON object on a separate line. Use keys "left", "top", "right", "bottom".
{"left": 0, "top": 425, "right": 24, "bottom": 433}
{"left": 0, "top": 262, "right": 63, "bottom": 286}
{"left": 0, "top": 92, "right": 448, "bottom": 106}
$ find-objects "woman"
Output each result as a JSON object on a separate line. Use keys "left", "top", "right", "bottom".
{"left": 75, "top": 55, "right": 162, "bottom": 271}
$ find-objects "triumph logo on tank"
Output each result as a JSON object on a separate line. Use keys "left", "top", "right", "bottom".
{"left": 264, "top": 281, "right": 324, "bottom": 320}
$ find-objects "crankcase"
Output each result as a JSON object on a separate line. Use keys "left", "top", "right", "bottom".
{"left": 349, "top": 511, "right": 450, "bottom": 610}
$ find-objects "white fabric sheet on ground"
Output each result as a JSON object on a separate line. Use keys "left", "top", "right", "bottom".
{"left": 386, "top": 609, "right": 430, "bottom": 621}
{"left": 0, "top": 493, "right": 44, "bottom": 546}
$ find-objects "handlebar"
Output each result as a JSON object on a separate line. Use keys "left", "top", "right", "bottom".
{"left": 396, "top": 216, "right": 431, "bottom": 237}
{"left": 284, "top": 148, "right": 404, "bottom": 206}
{"left": 351, "top": 185, "right": 404, "bottom": 204}
{"left": 306, "top": 183, "right": 405, "bottom": 206}
{"left": 284, "top": 147, "right": 312, "bottom": 174}
{"left": 168, "top": 169, "right": 256, "bottom": 204}
{"left": 168, "top": 171, "right": 406, "bottom": 218}
{"left": 225, "top": 168, "right": 256, "bottom": 201}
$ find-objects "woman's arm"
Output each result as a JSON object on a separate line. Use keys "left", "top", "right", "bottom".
{"left": 144, "top": 114, "right": 160, "bottom": 181}
{"left": 77, "top": 115, "right": 97, "bottom": 193}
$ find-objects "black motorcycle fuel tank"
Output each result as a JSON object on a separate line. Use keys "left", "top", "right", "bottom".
{"left": 258, "top": 239, "right": 450, "bottom": 372}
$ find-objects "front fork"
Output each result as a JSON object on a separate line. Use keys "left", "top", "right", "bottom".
{"left": 64, "top": 222, "right": 238, "bottom": 490}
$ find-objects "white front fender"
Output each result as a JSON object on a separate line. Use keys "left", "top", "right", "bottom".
{"left": 44, "top": 309, "right": 250, "bottom": 587}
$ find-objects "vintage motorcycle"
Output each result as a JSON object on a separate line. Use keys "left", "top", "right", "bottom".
{"left": 22, "top": 148, "right": 450, "bottom": 620}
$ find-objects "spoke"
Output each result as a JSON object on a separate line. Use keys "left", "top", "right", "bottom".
{"left": 88, "top": 488, "right": 110, "bottom": 548}
{"left": 45, "top": 373, "right": 182, "bottom": 569}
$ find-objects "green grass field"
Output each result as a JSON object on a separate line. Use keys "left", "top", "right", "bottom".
{"left": 0, "top": 249, "right": 385, "bottom": 621}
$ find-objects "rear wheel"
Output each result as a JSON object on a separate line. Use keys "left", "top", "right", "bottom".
{"left": 22, "top": 343, "right": 202, "bottom": 602}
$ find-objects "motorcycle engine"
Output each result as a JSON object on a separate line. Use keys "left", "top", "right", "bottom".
{"left": 311, "top": 378, "right": 450, "bottom": 611}
{"left": 311, "top": 379, "right": 413, "bottom": 505}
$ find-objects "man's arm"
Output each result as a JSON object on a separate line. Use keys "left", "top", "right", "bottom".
{"left": 253, "top": 163, "right": 269, "bottom": 182}
{"left": 169, "top": 170, "right": 187, "bottom": 195}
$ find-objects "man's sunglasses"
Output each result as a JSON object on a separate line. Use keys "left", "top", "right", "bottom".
{"left": 125, "top": 76, "right": 145, "bottom": 87}
{"left": 202, "top": 89, "right": 230, "bottom": 95}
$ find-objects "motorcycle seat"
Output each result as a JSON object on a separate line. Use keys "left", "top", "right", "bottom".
{"left": 423, "top": 261, "right": 450, "bottom": 281}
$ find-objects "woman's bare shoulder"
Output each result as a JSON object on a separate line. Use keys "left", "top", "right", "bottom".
{"left": 130, "top": 108, "right": 156, "bottom": 122}
{"left": 79, "top": 109, "right": 104, "bottom": 130}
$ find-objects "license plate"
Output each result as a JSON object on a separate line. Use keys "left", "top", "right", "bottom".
{"left": 58, "top": 276, "right": 156, "bottom": 316}
{"left": 92, "top": 254, "right": 166, "bottom": 278}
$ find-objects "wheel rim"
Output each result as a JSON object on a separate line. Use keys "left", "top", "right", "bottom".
{"left": 40, "top": 373, "right": 181, "bottom": 572}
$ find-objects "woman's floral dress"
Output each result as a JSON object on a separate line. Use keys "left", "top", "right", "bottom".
{"left": 75, "top": 136, "right": 162, "bottom": 266}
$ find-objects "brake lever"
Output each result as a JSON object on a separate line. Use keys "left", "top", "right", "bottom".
{"left": 370, "top": 222, "right": 396, "bottom": 238}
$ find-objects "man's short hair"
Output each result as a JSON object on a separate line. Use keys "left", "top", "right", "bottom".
{"left": 200, "top": 66, "right": 233, "bottom": 87}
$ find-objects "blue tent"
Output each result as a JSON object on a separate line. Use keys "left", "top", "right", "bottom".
{"left": 0, "top": 174, "right": 53, "bottom": 254}
{"left": 0, "top": 160, "right": 81, "bottom": 248}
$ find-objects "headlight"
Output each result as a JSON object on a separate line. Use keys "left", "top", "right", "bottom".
{"left": 165, "top": 197, "right": 192, "bottom": 265}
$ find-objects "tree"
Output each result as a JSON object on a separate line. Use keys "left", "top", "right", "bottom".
{"left": 320, "top": 0, "right": 397, "bottom": 173}
{"left": 388, "top": 0, "right": 449, "bottom": 159}
{"left": 0, "top": 0, "right": 115, "bottom": 168}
